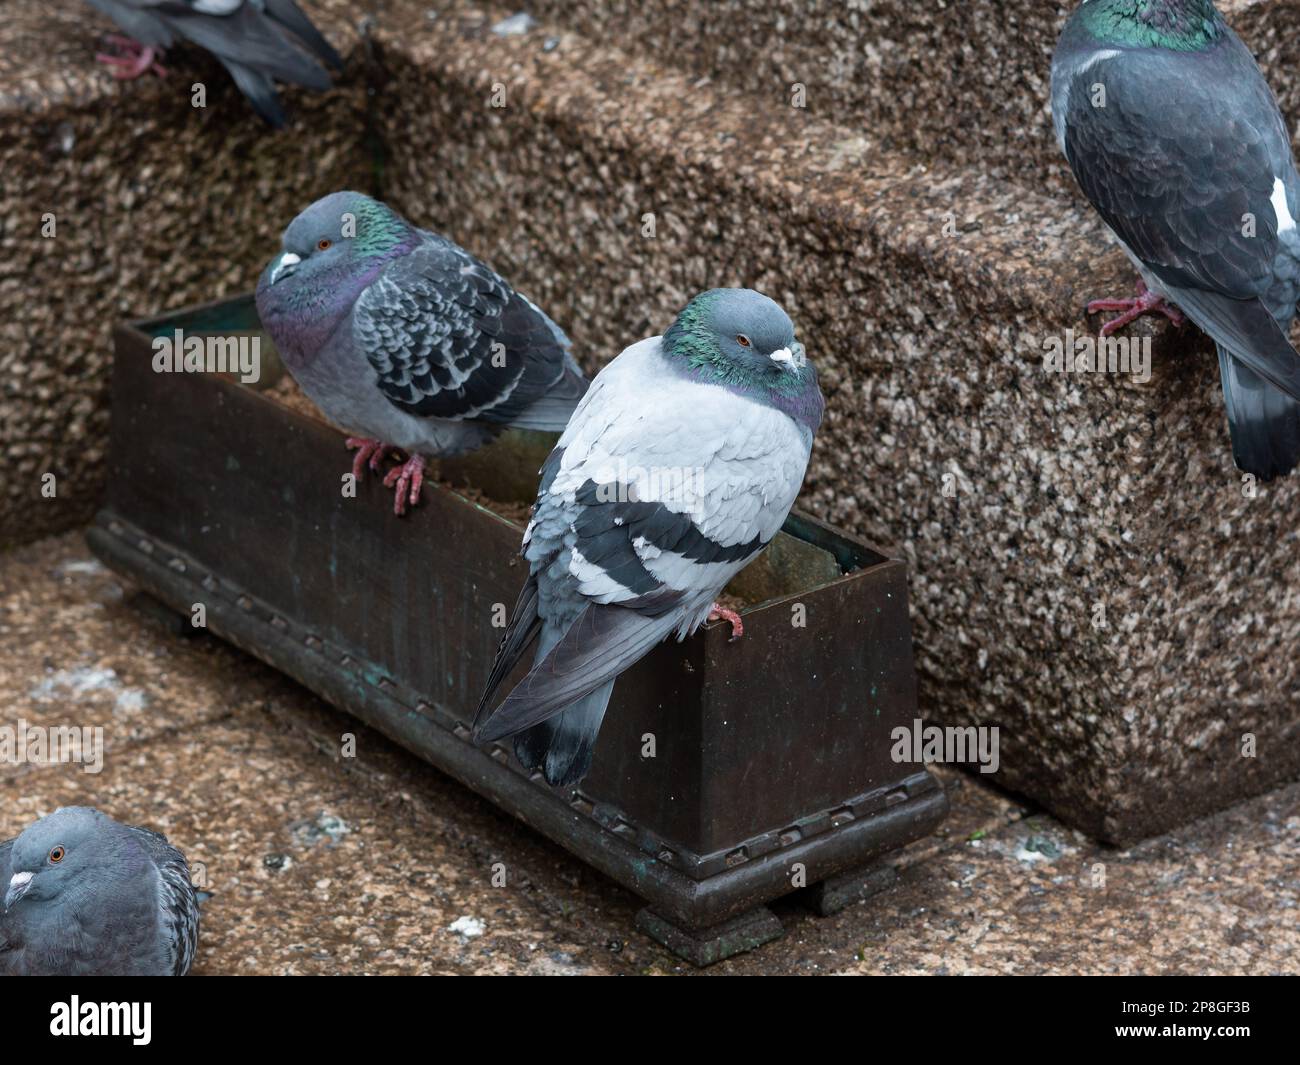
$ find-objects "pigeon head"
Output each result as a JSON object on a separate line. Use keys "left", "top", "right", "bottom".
{"left": 661, "top": 289, "right": 824, "bottom": 432}
{"left": 4, "top": 807, "right": 124, "bottom": 911}
{"left": 256, "top": 191, "right": 416, "bottom": 365}
{"left": 1074, "top": 0, "right": 1225, "bottom": 50}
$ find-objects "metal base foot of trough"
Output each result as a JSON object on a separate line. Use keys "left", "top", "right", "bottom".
{"left": 88, "top": 297, "right": 949, "bottom": 965}
{"left": 799, "top": 859, "right": 899, "bottom": 917}
{"left": 635, "top": 906, "right": 784, "bottom": 967}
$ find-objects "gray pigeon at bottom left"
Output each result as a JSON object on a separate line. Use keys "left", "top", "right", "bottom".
{"left": 0, "top": 806, "right": 200, "bottom": 976}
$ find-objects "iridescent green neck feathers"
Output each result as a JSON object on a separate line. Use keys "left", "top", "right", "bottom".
{"left": 1080, "top": 0, "right": 1224, "bottom": 51}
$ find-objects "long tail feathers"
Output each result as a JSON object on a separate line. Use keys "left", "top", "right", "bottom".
{"left": 476, "top": 575, "right": 682, "bottom": 787}
{"left": 221, "top": 60, "right": 287, "bottom": 126}
{"left": 475, "top": 576, "right": 543, "bottom": 723}
{"left": 513, "top": 680, "right": 615, "bottom": 787}
{"left": 1217, "top": 344, "right": 1300, "bottom": 481}
{"left": 474, "top": 602, "right": 680, "bottom": 746}
{"left": 263, "top": 0, "right": 344, "bottom": 70}
{"left": 173, "top": 5, "right": 333, "bottom": 85}
{"left": 1165, "top": 286, "right": 1300, "bottom": 404}
{"left": 506, "top": 364, "right": 589, "bottom": 432}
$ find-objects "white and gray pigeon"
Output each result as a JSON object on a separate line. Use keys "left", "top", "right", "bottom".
{"left": 87, "top": 0, "right": 342, "bottom": 127}
{"left": 1052, "top": 0, "right": 1300, "bottom": 480}
{"left": 0, "top": 807, "right": 200, "bottom": 976}
{"left": 256, "top": 191, "right": 588, "bottom": 515}
{"left": 473, "top": 289, "right": 824, "bottom": 787}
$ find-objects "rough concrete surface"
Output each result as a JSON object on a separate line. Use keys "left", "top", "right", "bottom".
{"left": 0, "top": 0, "right": 1297, "bottom": 849}
{"left": 2, "top": 532, "right": 1297, "bottom": 975}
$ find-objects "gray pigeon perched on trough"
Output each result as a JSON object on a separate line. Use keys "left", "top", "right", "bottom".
{"left": 473, "top": 289, "right": 824, "bottom": 787}
{"left": 0, "top": 807, "right": 200, "bottom": 976}
{"left": 1052, "top": 0, "right": 1300, "bottom": 480}
{"left": 256, "top": 191, "right": 588, "bottom": 515}
{"left": 87, "top": 0, "right": 342, "bottom": 127}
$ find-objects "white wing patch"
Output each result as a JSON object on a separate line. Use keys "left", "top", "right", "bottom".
{"left": 1052, "top": 48, "right": 1122, "bottom": 154}
{"left": 1272, "top": 177, "right": 1297, "bottom": 235}
{"left": 192, "top": 0, "right": 244, "bottom": 14}
{"left": 1075, "top": 48, "right": 1121, "bottom": 76}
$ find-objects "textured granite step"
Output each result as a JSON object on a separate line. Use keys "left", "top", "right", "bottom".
{"left": 525, "top": 0, "right": 1300, "bottom": 188}
{"left": 369, "top": 1, "right": 1300, "bottom": 844}
{"left": 0, "top": 0, "right": 372, "bottom": 547}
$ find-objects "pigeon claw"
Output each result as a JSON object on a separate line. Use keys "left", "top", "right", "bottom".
{"left": 382, "top": 454, "right": 426, "bottom": 516}
{"left": 707, "top": 603, "right": 744, "bottom": 642}
{"left": 1086, "top": 279, "right": 1186, "bottom": 337}
{"left": 95, "top": 36, "right": 168, "bottom": 80}
{"left": 345, "top": 437, "right": 391, "bottom": 482}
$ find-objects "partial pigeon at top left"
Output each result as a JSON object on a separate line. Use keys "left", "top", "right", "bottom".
{"left": 87, "top": 0, "right": 342, "bottom": 127}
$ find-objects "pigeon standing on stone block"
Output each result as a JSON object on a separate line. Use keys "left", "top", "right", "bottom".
{"left": 1052, "top": 0, "right": 1300, "bottom": 479}
{"left": 0, "top": 807, "right": 200, "bottom": 976}
{"left": 87, "top": 0, "right": 343, "bottom": 127}
{"left": 473, "top": 289, "right": 824, "bottom": 787}
{"left": 256, "top": 191, "right": 588, "bottom": 515}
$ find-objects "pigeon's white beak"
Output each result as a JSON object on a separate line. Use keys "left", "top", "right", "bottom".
{"left": 5, "top": 871, "right": 33, "bottom": 910}
{"left": 769, "top": 347, "right": 795, "bottom": 370}
{"left": 269, "top": 251, "right": 301, "bottom": 286}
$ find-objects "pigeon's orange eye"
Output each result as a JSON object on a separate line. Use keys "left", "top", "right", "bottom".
{"left": 736, "top": 335, "right": 751, "bottom": 347}
{"left": 48, "top": 846, "right": 65, "bottom": 863}
{"left": 317, "top": 238, "right": 333, "bottom": 251}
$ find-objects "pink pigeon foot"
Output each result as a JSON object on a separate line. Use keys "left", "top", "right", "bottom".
{"left": 345, "top": 437, "right": 391, "bottom": 483}
{"left": 382, "top": 454, "right": 427, "bottom": 516}
{"left": 708, "top": 603, "right": 744, "bottom": 641}
{"left": 1086, "top": 279, "right": 1186, "bottom": 337}
{"left": 95, "top": 36, "right": 168, "bottom": 79}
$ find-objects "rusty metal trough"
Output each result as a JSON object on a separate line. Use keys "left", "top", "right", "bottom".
{"left": 88, "top": 296, "right": 947, "bottom": 964}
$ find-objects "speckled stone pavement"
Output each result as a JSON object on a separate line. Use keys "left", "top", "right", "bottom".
{"left": 3, "top": 532, "right": 1296, "bottom": 975}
